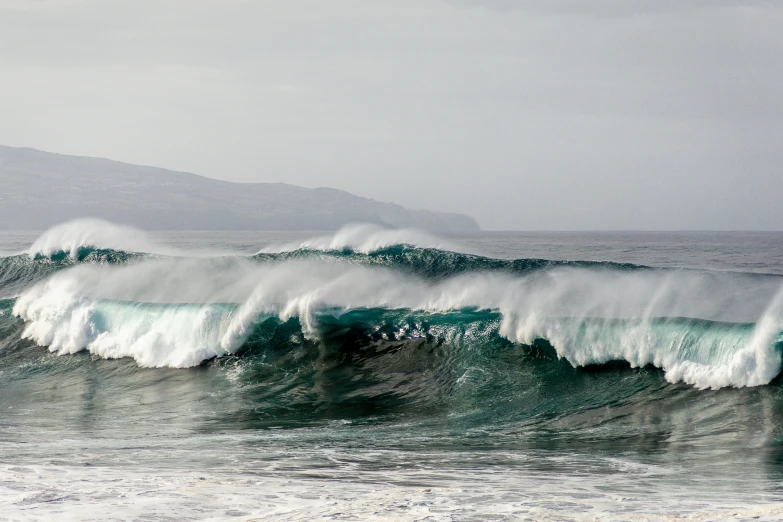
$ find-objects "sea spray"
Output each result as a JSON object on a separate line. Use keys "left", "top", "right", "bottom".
{"left": 11, "top": 252, "right": 783, "bottom": 388}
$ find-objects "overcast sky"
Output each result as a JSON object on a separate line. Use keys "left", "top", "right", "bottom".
{"left": 1, "top": 0, "right": 781, "bottom": 230}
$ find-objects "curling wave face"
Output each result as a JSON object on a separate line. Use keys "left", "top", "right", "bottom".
{"left": 2, "top": 221, "right": 782, "bottom": 390}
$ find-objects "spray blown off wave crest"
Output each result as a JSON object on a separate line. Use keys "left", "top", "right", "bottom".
{"left": 10, "top": 248, "right": 783, "bottom": 389}
{"left": 258, "top": 224, "right": 462, "bottom": 254}
{"left": 27, "top": 219, "right": 171, "bottom": 259}
{"left": 25, "top": 218, "right": 238, "bottom": 260}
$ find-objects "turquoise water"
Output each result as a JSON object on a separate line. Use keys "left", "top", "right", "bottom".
{"left": 1, "top": 224, "right": 782, "bottom": 520}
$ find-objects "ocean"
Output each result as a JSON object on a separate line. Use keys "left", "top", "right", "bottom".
{"left": 1, "top": 221, "right": 782, "bottom": 521}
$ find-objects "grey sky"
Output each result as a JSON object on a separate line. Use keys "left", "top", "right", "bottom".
{"left": 1, "top": 0, "right": 781, "bottom": 230}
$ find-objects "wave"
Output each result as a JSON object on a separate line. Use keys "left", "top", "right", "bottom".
{"left": 27, "top": 219, "right": 173, "bottom": 259}
{"left": 257, "top": 224, "right": 460, "bottom": 255}
{"left": 9, "top": 252, "right": 783, "bottom": 389}
{"left": 0, "top": 248, "right": 149, "bottom": 300}
{"left": 255, "top": 245, "right": 648, "bottom": 281}
{"left": 25, "top": 218, "right": 237, "bottom": 260}
{"left": 25, "top": 221, "right": 460, "bottom": 259}
{"left": 1, "top": 224, "right": 646, "bottom": 298}
{"left": 6, "top": 221, "right": 783, "bottom": 389}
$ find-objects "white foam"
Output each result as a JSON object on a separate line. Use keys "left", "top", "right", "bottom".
{"left": 1, "top": 451, "right": 782, "bottom": 521}
{"left": 258, "top": 223, "right": 463, "bottom": 254}
{"left": 12, "top": 256, "right": 783, "bottom": 388}
{"left": 27, "top": 218, "right": 176, "bottom": 258}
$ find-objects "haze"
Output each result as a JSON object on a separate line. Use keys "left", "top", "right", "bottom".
{"left": 1, "top": 0, "right": 781, "bottom": 230}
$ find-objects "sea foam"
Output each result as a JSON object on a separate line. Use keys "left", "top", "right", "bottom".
{"left": 258, "top": 223, "right": 464, "bottom": 254}
{"left": 27, "top": 219, "right": 171, "bottom": 258}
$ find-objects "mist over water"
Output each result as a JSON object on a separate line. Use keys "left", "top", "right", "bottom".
{"left": 1, "top": 221, "right": 783, "bottom": 520}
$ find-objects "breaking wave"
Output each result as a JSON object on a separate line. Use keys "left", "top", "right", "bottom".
{"left": 27, "top": 218, "right": 171, "bottom": 259}
{"left": 2, "top": 220, "right": 782, "bottom": 390}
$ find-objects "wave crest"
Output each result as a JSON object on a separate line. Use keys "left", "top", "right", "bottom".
{"left": 259, "top": 224, "right": 462, "bottom": 254}
{"left": 27, "top": 219, "right": 171, "bottom": 259}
